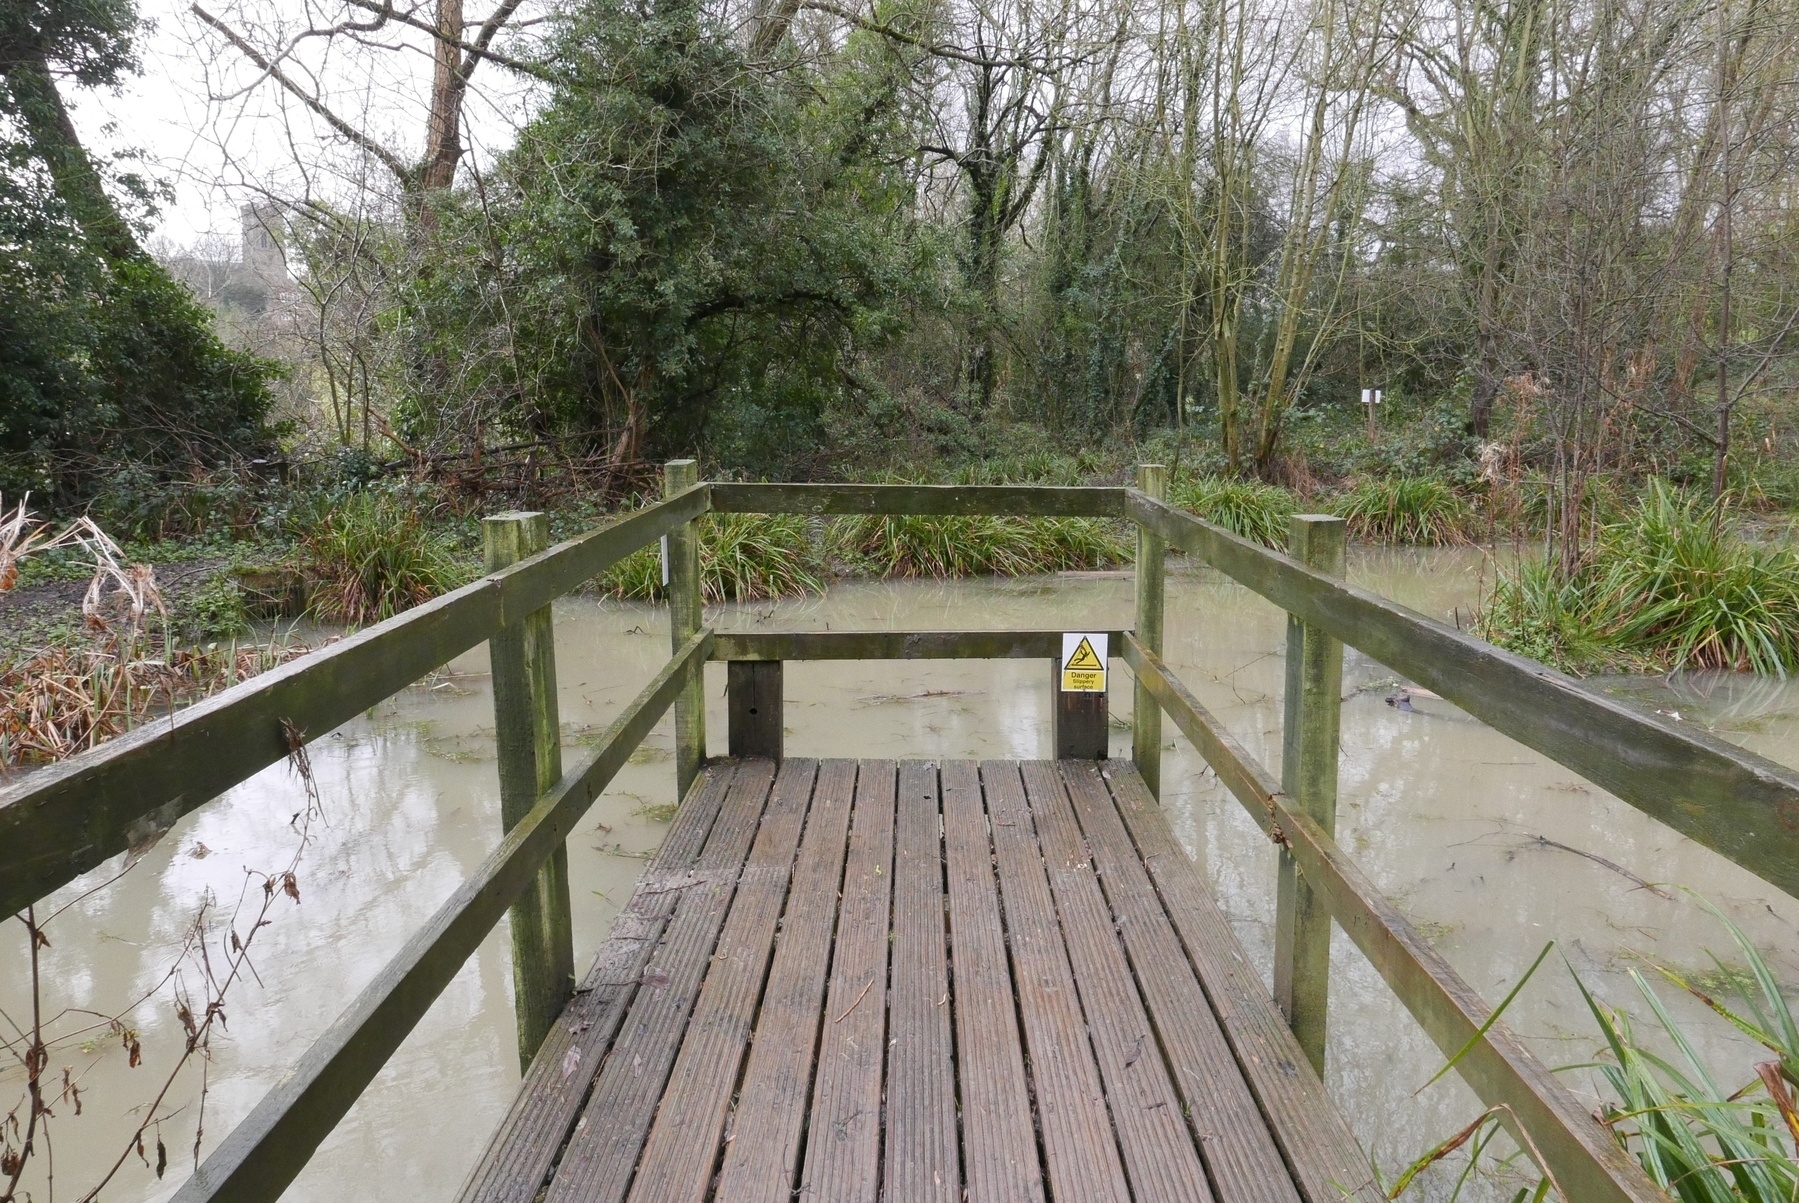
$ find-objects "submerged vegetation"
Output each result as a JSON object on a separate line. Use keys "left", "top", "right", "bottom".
{"left": 1479, "top": 483, "right": 1799, "bottom": 675}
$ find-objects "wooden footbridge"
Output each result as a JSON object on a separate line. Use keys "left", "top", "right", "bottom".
{"left": 7, "top": 465, "right": 1799, "bottom": 1202}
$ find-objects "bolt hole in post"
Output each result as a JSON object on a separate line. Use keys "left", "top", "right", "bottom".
{"left": 483, "top": 510, "right": 576, "bottom": 1071}
{"left": 727, "top": 659, "right": 783, "bottom": 760}
{"left": 1272, "top": 514, "right": 1346, "bottom": 1075}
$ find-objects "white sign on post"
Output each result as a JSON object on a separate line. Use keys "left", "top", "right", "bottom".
{"left": 660, "top": 535, "right": 670, "bottom": 587}
{"left": 1060, "top": 632, "right": 1108, "bottom": 692}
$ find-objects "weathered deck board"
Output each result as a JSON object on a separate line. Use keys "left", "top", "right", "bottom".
{"left": 1101, "top": 760, "right": 1385, "bottom": 1203}
{"left": 541, "top": 760, "right": 776, "bottom": 1203}
{"left": 457, "top": 764, "right": 736, "bottom": 1203}
{"left": 483, "top": 758, "right": 1377, "bottom": 1203}
{"left": 1058, "top": 759, "right": 1303, "bottom": 1203}
{"left": 627, "top": 758, "right": 819, "bottom": 1203}
{"left": 1020, "top": 759, "right": 1215, "bottom": 1203}
{"left": 798, "top": 759, "right": 896, "bottom": 1203}
{"left": 712, "top": 759, "right": 857, "bottom": 1201}
{"left": 982, "top": 759, "right": 1136, "bottom": 1203}
{"left": 884, "top": 761, "right": 961, "bottom": 1203}
{"left": 940, "top": 760, "right": 1044, "bottom": 1203}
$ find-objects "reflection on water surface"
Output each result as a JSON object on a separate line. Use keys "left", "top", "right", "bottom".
{"left": 6, "top": 547, "right": 1796, "bottom": 1201}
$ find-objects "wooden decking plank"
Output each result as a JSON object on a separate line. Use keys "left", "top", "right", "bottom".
{"left": 940, "top": 760, "right": 1045, "bottom": 1203}
{"left": 713, "top": 759, "right": 859, "bottom": 1201}
{"left": 1100, "top": 761, "right": 1382, "bottom": 1203}
{"left": 883, "top": 761, "right": 961, "bottom": 1203}
{"left": 458, "top": 764, "right": 738, "bottom": 1203}
{"left": 628, "top": 759, "right": 821, "bottom": 1203}
{"left": 979, "top": 760, "right": 1133, "bottom": 1203}
{"left": 543, "top": 759, "right": 779, "bottom": 1203}
{"left": 1058, "top": 760, "right": 1302, "bottom": 1203}
{"left": 1019, "top": 760, "right": 1214, "bottom": 1203}
{"left": 796, "top": 759, "right": 897, "bottom": 1203}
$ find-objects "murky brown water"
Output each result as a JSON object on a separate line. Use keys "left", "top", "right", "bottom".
{"left": 6, "top": 549, "right": 1797, "bottom": 1201}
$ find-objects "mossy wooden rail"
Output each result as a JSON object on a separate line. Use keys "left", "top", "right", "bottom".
{"left": 3, "top": 467, "right": 1797, "bottom": 1201}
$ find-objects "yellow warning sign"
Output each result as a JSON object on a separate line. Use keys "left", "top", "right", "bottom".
{"left": 1060, "top": 633, "right": 1108, "bottom": 692}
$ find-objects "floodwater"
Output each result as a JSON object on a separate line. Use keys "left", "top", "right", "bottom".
{"left": 6, "top": 549, "right": 1798, "bottom": 1201}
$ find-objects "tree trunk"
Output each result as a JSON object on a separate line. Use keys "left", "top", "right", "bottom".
{"left": 5, "top": 55, "right": 140, "bottom": 262}
{"left": 418, "top": 0, "right": 468, "bottom": 202}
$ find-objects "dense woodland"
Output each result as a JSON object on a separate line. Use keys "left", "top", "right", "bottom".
{"left": 5, "top": 0, "right": 1798, "bottom": 531}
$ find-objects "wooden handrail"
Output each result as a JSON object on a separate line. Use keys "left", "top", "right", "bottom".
{"left": 709, "top": 628, "right": 1127, "bottom": 661}
{"left": 169, "top": 630, "right": 712, "bottom": 1203}
{"left": 708, "top": 481, "right": 1128, "bottom": 517}
{"left": 1126, "top": 488, "right": 1799, "bottom": 902}
{"left": 1122, "top": 635, "right": 1663, "bottom": 1202}
{"left": 0, "top": 484, "right": 710, "bottom": 919}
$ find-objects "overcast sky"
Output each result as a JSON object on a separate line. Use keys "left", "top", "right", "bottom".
{"left": 67, "top": 0, "right": 544, "bottom": 251}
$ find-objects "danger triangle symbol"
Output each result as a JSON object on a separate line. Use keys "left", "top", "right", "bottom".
{"left": 1064, "top": 637, "right": 1103, "bottom": 672}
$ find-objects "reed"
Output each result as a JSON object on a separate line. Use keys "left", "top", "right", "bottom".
{"left": 1335, "top": 476, "right": 1473, "bottom": 544}
{"left": 600, "top": 511, "right": 827, "bottom": 602}
{"left": 1385, "top": 898, "right": 1799, "bottom": 1202}
{"left": 0, "top": 634, "right": 310, "bottom": 769}
{"left": 1168, "top": 476, "right": 1296, "bottom": 548}
{"left": 829, "top": 512, "right": 1128, "bottom": 577}
{"left": 1479, "top": 482, "right": 1799, "bottom": 675}
{"left": 296, "top": 493, "right": 467, "bottom": 624}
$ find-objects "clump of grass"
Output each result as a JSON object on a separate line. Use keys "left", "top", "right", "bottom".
{"left": 1573, "top": 897, "right": 1799, "bottom": 1201}
{"left": 1479, "top": 482, "right": 1799, "bottom": 675}
{"left": 296, "top": 493, "right": 467, "bottom": 624}
{"left": 829, "top": 513, "right": 1127, "bottom": 577}
{"left": 1388, "top": 897, "right": 1799, "bottom": 1202}
{"left": 1168, "top": 476, "right": 1296, "bottom": 548}
{"left": 600, "top": 511, "right": 826, "bottom": 602}
{"left": 1334, "top": 476, "right": 1473, "bottom": 544}
{"left": 1474, "top": 558, "right": 1655, "bottom": 676}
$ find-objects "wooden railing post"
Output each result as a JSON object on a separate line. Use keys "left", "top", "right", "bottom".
{"left": 665, "top": 460, "right": 706, "bottom": 800}
{"left": 1132, "top": 463, "right": 1167, "bottom": 797}
{"left": 1272, "top": 513, "right": 1345, "bottom": 1075}
{"left": 483, "top": 511, "right": 574, "bottom": 1071}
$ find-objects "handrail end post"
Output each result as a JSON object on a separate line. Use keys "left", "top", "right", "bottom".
{"left": 484, "top": 510, "right": 574, "bottom": 1071}
{"left": 1273, "top": 513, "right": 1345, "bottom": 1075}
{"left": 1131, "top": 464, "right": 1167, "bottom": 796}
{"left": 666, "top": 461, "right": 706, "bottom": 799}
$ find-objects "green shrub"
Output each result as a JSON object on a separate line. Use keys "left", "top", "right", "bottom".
{"left": 600, "top": 511, "right": 826, "bottom": 602}
{"left": 1335, "top": 476, "right": 1473, "bottom": 544}
{"left": 297, "top": 493, "right": 467, "bottom": 624}
{"left": 1475, "top": 558, "right": 1648, "bottom": 675}
{"left": 830, "top": 513, "right": 1127, "bottom": 577}
{"left": 1596, "top": 484, "right": 1799, "bottom": 674}
{"left": 1478, "top": 482, "right": 1799, "bottom": 675}
{"left": 1168, "top": 476, "right": 1295, "bottom": 548}
{"left": 178, "top": 573, "right": 251, "bottom": 640}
